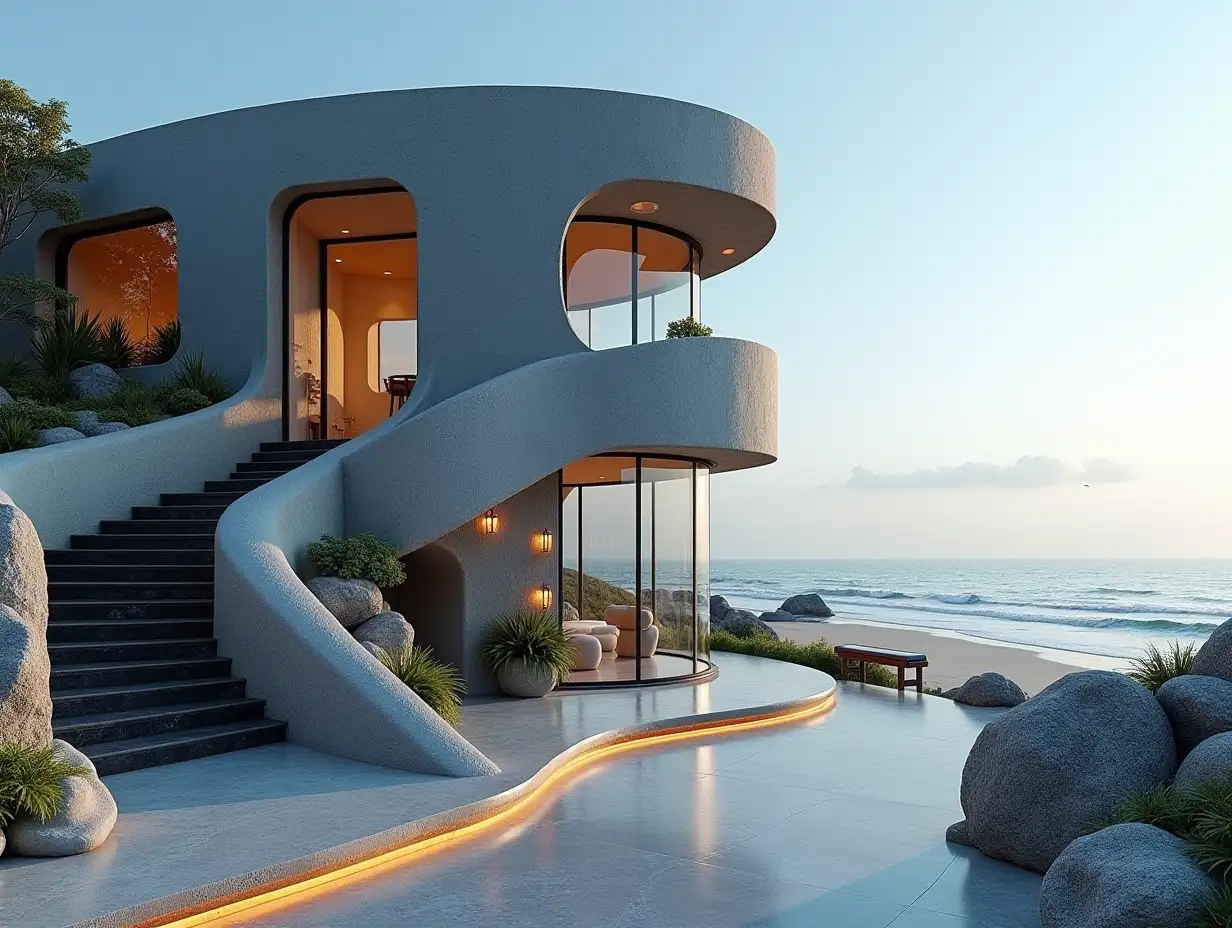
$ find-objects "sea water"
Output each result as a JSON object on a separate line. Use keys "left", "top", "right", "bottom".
{"left": 711, "top": 559, "right": 1232, "bottom": 659}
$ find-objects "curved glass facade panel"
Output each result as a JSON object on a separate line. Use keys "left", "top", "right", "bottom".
{"left": 560, "top": 455, "right": 711, "bottom": 685}
{"left": 564, "top": 220, "right": 701, "bottom": 350}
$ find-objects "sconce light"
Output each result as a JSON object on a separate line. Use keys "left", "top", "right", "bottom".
{"left": 535, "top": 528, "right": 554, "bottom": 554}
{"left": 480, "top": 508, "right": 500, "bottom": 535}
{"left": 533, "top": 584, "right": 553, "bottom": 610}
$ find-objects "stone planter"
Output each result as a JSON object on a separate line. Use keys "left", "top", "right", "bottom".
{"left": 496, "top": 660, "right": 557, "bottom": 698}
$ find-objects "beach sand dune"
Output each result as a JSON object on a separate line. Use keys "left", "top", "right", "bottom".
{"left": 773, "top": 619, "right": 1127, "bottom": 693}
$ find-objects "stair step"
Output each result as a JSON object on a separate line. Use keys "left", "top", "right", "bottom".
{"left": 250, "top": 449, "right": 327, "bottom": 464}
{"left": 47, "top": 618, "right": 213, "bottom": 643}
{"left": 48, "top": 581, "right": 214, "bottom": 601}
{"left": 45, "top": 549, "right": 214, "bottom": 566}
{"left": 101, "top": 520, "right": 218, "bottom": 535}
{"left": 161, "top": 492, "right": 248, "bottom": 506}
{"left": 82, "top": 719, "right": 288, "bottom": 776}
{"left": 51, "top": 656, "right": 233, "bottom": 690}
{"left": 207, "top": 477, "right": 274, "bottom": 492}
{"left": 234, "top": 461, "right": 300, "bottom": 475}
{"left": 53, "top": 677, "right": 247, "bottom": 716}
{"left": 49, "top": 638, "right": 218, "bottom": 665}
{"left": 46, "top": 564, "right": 213, "bottom": 583}
{"left": 259, "top": 439, "right": 348, "bottom": 453}
{"left": 50, "top": 600, "right": 213, "bottom": 621}
{"left": 71, "top": 534, "right": 215, "bottom": 550}
{"left": 53, "top": 697, "right": 267, "bottom": 747}
{"left": 131, "top": 506, "right": 227, "bottom": 521}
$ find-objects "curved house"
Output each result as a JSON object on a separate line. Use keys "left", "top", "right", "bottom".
{"left": 0, "top": 86, "right": 778, "bottom": 775}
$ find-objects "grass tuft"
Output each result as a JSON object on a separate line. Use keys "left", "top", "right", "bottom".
{"left": 374, "top": 645, "right": 465, "bottom": 726}
{"left": 1128, "top": 640, "right": 1196, "bottom": 693}
{"left": 0, "top": 406, "right": 38, "bottom": 452}
{"left": 171, "top": 351, "right": 231, "bottom": 403}
{"left": 482, "top": 611, "right": 574, "bottom": 680}
{"left": 710, "top": 628, "right": 901, "bottom": 689}
{"left": 0, "top": 742, "right": 89, "bottom": 826}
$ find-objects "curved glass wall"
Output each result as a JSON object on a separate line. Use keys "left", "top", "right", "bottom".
{"left": 559, "top": 455, "right": 711, "bottom": 685}
{"left": 564, "top": 220, "right": 701, "bottom": 349}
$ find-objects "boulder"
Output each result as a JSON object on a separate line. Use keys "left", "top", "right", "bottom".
{"left": 0, "top": 828, "right": 5, "bottom": 855}
{"left": 1193, "top": 618, "right": 1232, "bottom": 683}
{"left": 354, "top": 611, "right": 414, "bottom": 655}
{"left": 307, "top": 576, "right": 383, "bottom": 629}
{"left": 1155, "top": 674, "right": 1232, "bottom": 756}
{"left": 780, "top": 593, "right": 834, "bottom": 617}
{"left": 709, "top": 595, "right": 731, "bottom": 621}
{"left": 6, "top": 740, "right": 117, "bottom": 857}
{"left": 562, "top": 601, "right": 580, "bottom": 623}
{"left": 72, "top": 410, "right": 100, "bottom": 432}
{"left": 947, "top": 672, "right": 1027, "bottom": 708}
{"left": 0, "top": 386, "right": 12, "bottom": 405}
{"left": 713, "top": 608, "right": 777, "bottom": 639}
{"left": 0, "top": 494, "right": 49, "bottom": 623}
{"left": 35, "top": 427, "right": 86, "bottom": 447}
{"left": 759, "top": 610, "right": 797, "bottom": 622}
{"left": 945, "top": 820, "right": 973, "bottom": 846}
{"left": 1174, "top": 730, "right": 1232, "bottom": 789}
{"left": 0, "top": 497, "right": 51, "bottom": 749}
{"left": 960, "top": 670, "right": 1175, "bottom": 872}
{"left": 82, "top": 422, "right": 131, "bottom": 438}
{"left": 360, "top": 641, "right": 386, "bottom": 659}
{"left": 1039, "top": 823, "right": 1217, "bottom": 928}
{"left": 67, "top": 363, "right": 121, "bottom": 400}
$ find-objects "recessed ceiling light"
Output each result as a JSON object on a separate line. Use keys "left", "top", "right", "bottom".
{"left": 630, "top": 200, "right": 659, "bottom": 214}
{"left": 721, "top": 247, "right": 736, "bottom": 256}
{"left": 341, "top": 229, "right": 350, "bottom": 234}
{"left": 334, "top": 258, "right": 342, "bottom": 263}
{"left": 383, "top": 271, "right": 392, "bottom": 275}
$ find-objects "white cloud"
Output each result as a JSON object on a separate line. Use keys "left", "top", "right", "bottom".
{"left": 845, "top": 455, "right": 1135, "bottom": 490}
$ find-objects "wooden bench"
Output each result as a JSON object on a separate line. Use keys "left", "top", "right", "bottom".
{"left": 834, "top": 644, "right": 928, "bottom": 692}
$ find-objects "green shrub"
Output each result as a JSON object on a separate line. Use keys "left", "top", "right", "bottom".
{"left": 0, "top": 358, "right": 30, "bottom": 394}
{"left": 0, "top": 742, "right": 89, "bottom": 826}
{"left": 1205, "top": 884, "right": 1232, "bottom": 928}
{"left": 162, "top": 387, "right": 212, "bottom": 416}
{"left": 73, "top": 379, "right": 162, "bottom": 427}
{"left": 665, "top": 317, "right": 713, "bottom": 338}
{"left": 172, "top": 351, "right": 230, "bottom": 403}
{"left": 710, "top": 628, "right": 901, "bottom": 689}
{"left": 562, "top": 568, "right": 635, "bottom": 624}
{"left": 97, "top": 317, "right": 138, "bottom": 369}
{"left": 1128, "top": 640, "right": 1196, "bottom": 693}
{"left": 0, "top": 406, "right": 37, "bottom": 453}
{"left": 140, "top": 319, "right": 181, "bottom": 366}
{"left": 482, "top": 611, "right": 574, "bottom": 680}
{"left": 29, "top": 303, "right": 103, "bottom": 385}
{"left": 374, "top": 645, "right": 465, "bottom": 726}
{"left": 6, "top": 397, "right": 78, "bottom": 431}
{"left": 307, "top": 533, "right": 406, "bottom": 588}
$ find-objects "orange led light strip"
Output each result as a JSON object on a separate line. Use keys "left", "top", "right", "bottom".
{"left": 122, "top": 691, "right": 835, "bottom": 928}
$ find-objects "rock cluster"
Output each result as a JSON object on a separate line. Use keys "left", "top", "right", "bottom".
{"left": 307, "top": 575, "right": 413, "bottom": 657}
{"left": 0, "top": 492, "right": 118, "bottom": 857}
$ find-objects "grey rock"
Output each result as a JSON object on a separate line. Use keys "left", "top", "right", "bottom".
{"left": 1156, "top": 674, "right": 1232, "bottom": 756}
{"left": 7, "top": 740, "right": 118, "bottom": 856}
{"left": 940, "top": 688, "right": 959, "bottom": 700}
{"left": 1039, "top": 823, "right": 1217, "bottom": 928}
{"left": 709, "top": 595, "right": 731, "bottom": 621}
{"left": 82, "top": 422, "right": 131, "bottom": 437}
{"left": 713, "top": 608, "right": 777, "bottom": 639}
{"left": 1175, "top": 730, "right": 1232, "bottom": 789}
{"left": 0, "top": 828, "right": 5, "bottom": 855}
{"left": 759, "top": 610, "right": 797, "bottom": 622}
{"left": 1194, "top": 618, "right": 1232, "bottom": 683}
{"left": 0, "top": 499, "right": 51, "bottom": 750}
{"left": 945, "top": 820, "right": 973, "bottom": 846}
{"left": 72, "top": 410, "right": 100, "bottom": 432}
{"left": 0, "top": 497, "right": 48, "bottom": 625}
{"left": 949, "top": 672, "right": 1027, "bottom": 708}
{"left": 562, "top": 601, "right": 580, "bottom": 623}
{"left": 780, "top": 593, "right": 834, "bottom": 617}
{"left": 34, "top": 427, "right": 86, "bottom": 447}
{"left": 307, "top": 576, "right": 383, "bottom": 629}
{"left": 354, "top": 611, "right": 414, "bottom": 655}
{"left": 0, "top": 386, "right": 12, "bottom": 405}
{"left": 360, "top": 641, "right": 386, "bottom": 659}
{"left": 67, "top": 363, "right": 121, "bottom": 400}
{"left": 960, "top": 670, "right": 1175, "bottom": 872}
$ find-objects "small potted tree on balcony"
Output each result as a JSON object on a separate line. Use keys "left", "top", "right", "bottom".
{"left": 665, "top": 317, "right": 713, "bottom": 338}
{"left": 482, "top": 611, "right": 573, "bottom": 698}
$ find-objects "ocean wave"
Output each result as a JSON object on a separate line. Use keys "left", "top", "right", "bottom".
{"left": 1090, "top": 587, "right": 1157, "bottom": 595}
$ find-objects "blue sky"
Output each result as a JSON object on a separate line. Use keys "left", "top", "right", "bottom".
{"left": 4, "top": 2, "right": 1230, "bottom": 557}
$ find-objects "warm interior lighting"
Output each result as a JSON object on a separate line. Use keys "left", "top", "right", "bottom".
{"left": 334, "top": 258, "right": 343, "bottom": 263}
{"left": 340, "top": 229, "right": 350, "bottom": 234}
{"left": 480, "top": 508, "right": 499, "bottom": 535}
{"left": 533, "top": 584, "right": 553, "bottom": 610}
{"left": 535, "top": 528, "right": 553, "bottom": 554}
{"left": 630, "top": 200, "right": 659, "bottom": 214}
{"left": 721, "top": 247, "right": 736, "bottom": 255}
{"left": 142, "top": 691, "right": 835, "bottom": 928}
{"left": 383, "top": 270, "right": 393, "bottom": 275}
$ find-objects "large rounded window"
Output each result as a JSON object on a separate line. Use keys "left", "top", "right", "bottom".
{"left": 559, "top": 455, "right": 711, "bottom": 686}
{"left": 563, "top": 220, "right": 701, "bottom": 349}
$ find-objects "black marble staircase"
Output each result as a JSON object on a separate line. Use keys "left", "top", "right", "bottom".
{"left": 45, "top": 438, "right": 348, "bottom": 775}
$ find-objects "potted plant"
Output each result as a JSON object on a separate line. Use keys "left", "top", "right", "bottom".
{"left": 665, "top": 317, "right": 713, "bottom": 338}
{"left": 482, "top": 611, "right": 573, "bottom": 698}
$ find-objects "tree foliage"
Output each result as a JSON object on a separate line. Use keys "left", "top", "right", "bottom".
{"left": 0, "top": 79, "right": 92, "bottom": 325}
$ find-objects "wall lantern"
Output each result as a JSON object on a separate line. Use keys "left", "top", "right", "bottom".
{"left": 533, "top": 584, "right": 554, "bottom": 610}
{"left": 480, "top": 508, "right": 500, "bottom": 535}
{"left": 535, "top": 528, "right": 554, "bottom": 554}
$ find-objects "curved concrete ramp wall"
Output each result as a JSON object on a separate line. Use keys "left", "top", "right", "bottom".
{"left": 343, "top": 336, "right": 777, "bottom": 551}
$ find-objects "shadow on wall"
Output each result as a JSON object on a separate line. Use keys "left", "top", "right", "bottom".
{"left": 387, "top": 545, "right": 465, "bottom": 673}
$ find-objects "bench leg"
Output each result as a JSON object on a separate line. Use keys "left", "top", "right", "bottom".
{"left": 860, "top": 661, "right": 867, "bottom": 684}
{"left": 897, "top": 666, "right": 905, "bottom": 691}
{"left": 916, "top": 669, "right": 924, "bottom": 694}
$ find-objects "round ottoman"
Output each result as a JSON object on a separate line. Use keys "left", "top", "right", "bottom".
{"left": 567, "top": 633, "right": 603, "bottom": 671}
